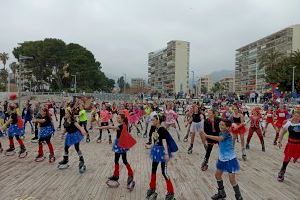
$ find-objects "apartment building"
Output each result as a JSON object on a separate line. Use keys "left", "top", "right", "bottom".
{"left": 148, "top": 40, "right": 190, "bottom": 95}
{"left": 198, "top": 75, "right": 213, "bottom": 94}
{"left": 235, "top": 24, "right": 300, "bottom": 95}
{"left": 220, "top": 76, "right": 235, "bottom": 94}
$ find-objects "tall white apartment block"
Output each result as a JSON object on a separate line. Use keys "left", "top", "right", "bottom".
{"left": 148, "top": 40, "right": 190, "bottom": 95}
{"left": 235, "top": 25, "right": 300, "bottom": 95}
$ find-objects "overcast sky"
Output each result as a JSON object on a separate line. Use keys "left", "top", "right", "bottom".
{"left": 1, "top": 0, "right": 300, "bottom": 81}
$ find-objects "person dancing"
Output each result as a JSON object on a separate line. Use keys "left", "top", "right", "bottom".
{"left": 230, "top": 105, "right": 247, "bottom": 160}
{"left": 146, "top": 115, "right": 178, "bottom": 200}
{"left": 273, "top": 105, "right": 288, "bottom": 145}
{"left": 246, "top": 107, "right": 265, "bottom": 152}
{"left": 203, "top": 119, "right": 243, "bottom": 200}
{"left": 277, "top": 107, "right": 300, "bottom": 182}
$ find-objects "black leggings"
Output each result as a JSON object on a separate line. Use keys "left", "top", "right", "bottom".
{"left": 39, "top": 135, "right": 51, "bottom": 144}
{"left": 79, "top": 121, "right": 88, "bottom": 133}
{"left": 243, "top": 111, "right": 250, "bottom": 118}
{"left": 148, "top": 126, "right": 156, "bottom": 143}
{"left": 59, "top": 109, "right": 65, "bottom": 127}
{"left": 205, "top": 143, "right": 214, "bottom": 161}
{"left": 34, "top": 123, "right": 39, "bottom": 138}
{"left": 64, "top": 143, "right": 81, "bottom": 155}
{"left": 152, "top": 161, "right": 169, "bottom": 180}
{"left": 176, "top": 118, "right": 181, "bottom": 129}
{"left": 100, "top": 122, "right": 110, "bottom": 134}
{"left": 9, "top": 135, "right": 21, "bottom": 140}
{"left": 114, "top": 153, "right": 128, "bottom": 165}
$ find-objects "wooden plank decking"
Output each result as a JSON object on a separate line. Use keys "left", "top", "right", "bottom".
{"left": 0, "top": 117, "right": 299, "bottom": 200}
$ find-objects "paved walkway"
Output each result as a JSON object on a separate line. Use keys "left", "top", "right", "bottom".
{"left": 0, "top": 117, "right": 299, "bottom": 200}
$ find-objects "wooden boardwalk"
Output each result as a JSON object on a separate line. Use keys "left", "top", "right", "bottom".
{"left": 0, "top": 117, "right": 299, "bottom": 200}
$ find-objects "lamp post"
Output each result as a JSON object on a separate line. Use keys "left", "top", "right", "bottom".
{"left": 255, "top": 65, "right": 258, "bottom": 92}
{"left": 71, "top": 74, "right": 77, "bottom": 93}
{"left": 123, "top": 73, "right": 126, "bottom": 94}
{"left": 191, "top": 70, "right": 195, "bottom": 96}
{"left": 292, "top": 66, "right": 296, "bottom": 93}
{"left": 18, "top": 55, "right": 33, "bottom": 105}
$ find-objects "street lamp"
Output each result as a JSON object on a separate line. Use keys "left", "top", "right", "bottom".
{"left": 292, "top": 66, "right": 296, "bottom": 93}
{"left": 71, "top": 75, "right": 77, "bottom": 93}
{"left": 123, "top": 73, "right": 127, "bottom": 94}
{"left": 191, "top": 70, "right": 195, "bottom": 96}
{"left": 255, "top": 65, "right": 258, "bottom": 92}
{"left": 18, "top": 55, "right": 33, "bottom": 105}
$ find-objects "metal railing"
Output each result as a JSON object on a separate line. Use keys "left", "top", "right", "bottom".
{"left": 0, "top": 92, "right": 135, "bottom": 102}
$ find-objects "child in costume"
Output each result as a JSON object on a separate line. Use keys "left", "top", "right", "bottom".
{"left": 0, "top": 106, "right": 5, "bottom": 152}
{"left": 78, "top": 104, "right": 90, "bottom": 142}
{"left": 274, "top": 105, "right": 288, "bottom": 145}
{"left": 263, "top": 106, "right": 275, "bottom": 137}
{"left": 146, "top": 114, "right": 178, "bottom": 200}
{"left": 187, "top": 105, "right": 206, "bottom": 154}
{"left": 97, "top": 103, "right": 112, "bottom": 144}
{"left": 145, "top": 105, "right": 158, "bottom": 147}
{"left": 32, "top": 107, "right": 55, "bottom": 162}
{"left": 58, "top": 109, "right": 87, "bottom": 173}
{"left": 98, "top": 113, "right": 136, "bottom": 190}
{"left": 246, "top": 107, "right": 265, "bottom": 152}
{"left": 3, "top": 103, "right": 27, "bottom": 157}
{"left": 165, "top": 102, "right": 181, "bottom": 141}
{"left": 203, "top": 119, "right": 243, "bottom": 200}
{"left": 230, "top": 105, "right": 247, "bottom": 160}
{"left": 201, "top": 109, "right": 221, "bottom": 171}
{"left": 277, "top": 106, "right": 300, "bottom": 182}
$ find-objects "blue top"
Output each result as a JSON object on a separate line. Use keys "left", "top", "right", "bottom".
{"left": 219, "top": 131, "right": 236, "bottom": 161}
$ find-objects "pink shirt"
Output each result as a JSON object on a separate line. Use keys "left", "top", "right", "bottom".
{"left": 100, "top": 110, "right": 111, "bottom": 122}
{"left": 165, "top": 110, "right": 178, "bottom": 124}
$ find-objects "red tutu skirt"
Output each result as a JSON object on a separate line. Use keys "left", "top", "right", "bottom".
{"left": 284, "top": 139, "right": 300, "bottom": 162}
{"left": 231, "top": 125, "right": 247, "bottom": 135}
{"left": 274, "top": 120, "right": 284, "bottom": 128}
{"left": 266, "top": 118, "right": 273, "bottom": 124}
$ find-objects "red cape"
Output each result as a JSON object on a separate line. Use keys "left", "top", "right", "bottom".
{"left": 118, "top": 124, "right": 136, "bottom": 149}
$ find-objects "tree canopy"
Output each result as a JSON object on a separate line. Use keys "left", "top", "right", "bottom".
{"left": 12, "top": 38, "right": 115, "bottom": 92}
{"left": 259, "top": 49, "right": 300, "bottom": 92}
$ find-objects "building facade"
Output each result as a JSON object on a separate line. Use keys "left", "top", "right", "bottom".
{"left": 219, "top": 76, "right": 235, "bottom": 94}
{"left": 235, "top": 24, "right": 300, "bottom": 95}
{"left": 148, "top": 40, "right": 190, "bottom": 95}
{"left": 131, "top": 78, "right": 145, "bottom": 94}
{"left": 131, "top": 78, "right": 145, "bottom": 89}
{"left": 198, "top": 75, "right": 213, "bottom": 94}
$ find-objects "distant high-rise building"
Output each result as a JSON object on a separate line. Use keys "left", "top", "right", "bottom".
{"left": 131, "top": 78, "right": 145, "bottom": 88}
{"left": 220, "top": 76, "right": 235, "bottom": 94}
{"left": 148, "top": 40, "right": 190, "bottom": 95}
{"left": 235, "top": 24, "right": 300, "bottom": 95}
{"left": 198, "top": 75, "right": 213, "bottom": 94}
{"left": 131, "top": 78, "right": 145, "bottom": 94}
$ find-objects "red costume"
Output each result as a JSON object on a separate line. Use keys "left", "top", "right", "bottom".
{"left": 274, "top": 109, "right": 288, "bottom": 128}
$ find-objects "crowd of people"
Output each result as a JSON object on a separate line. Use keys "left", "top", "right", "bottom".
{"left": 0, "top": 96, "right": 299, "bottom": 200}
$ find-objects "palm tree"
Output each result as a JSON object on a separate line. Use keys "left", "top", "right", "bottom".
{"left": 291, "top": 50, "right": 300, "bottom": 67}
{"left": 0, "top": 68, "right": 8, "bottom": 89}
{"left": 0, "top": 52, "right": 9, "bottom": 69}
{"left": 259, "top": 49, "right": 284, "bottom": 70}
{"left": 9, "top": 62, "right": 19, "bottom": 80}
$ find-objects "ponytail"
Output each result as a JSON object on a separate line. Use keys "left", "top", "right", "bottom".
{"left": 119, "top": 113, "right": 128, "bottom": 127}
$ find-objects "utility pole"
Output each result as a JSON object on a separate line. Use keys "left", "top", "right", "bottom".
{"left": 72, "top": 75, "right": 77, "bottom": 93}
{"left": 292, "top": 66, "right": 296, "bottom": 93}
{"left": 255, "top": 65, "right": 258, "bottom": 92}
{"left": 18, "top": 55, "right": 33, "bottom": 105}
{"left": 191, "top": 70, "right": 195, "bottom": 96}
{"left": 123, "top": 73, "right": 126, "bottom": 94}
